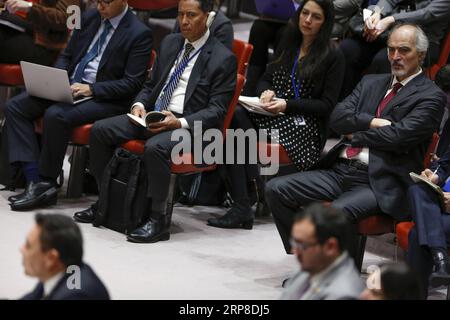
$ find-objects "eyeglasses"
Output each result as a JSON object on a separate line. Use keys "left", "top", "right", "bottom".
{"left": 97, "top": 0, "right": 115, "bottom": 5}
{"left": 289, "top": 238, "right": 320, "bottom": 251}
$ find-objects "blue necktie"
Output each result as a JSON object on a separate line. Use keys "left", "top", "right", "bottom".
{"left": 72, "top": 20, "right": 112, "bottom": 83}
{"left": 155, "top": 43, "right": 194, "bottom": 111}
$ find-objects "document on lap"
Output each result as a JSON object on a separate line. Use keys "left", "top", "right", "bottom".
{"left": 238, "top": 96, "right": 287, "bottom": 117}
{"left": 127, "top": 112, "right": 166, "bottom": 128}
{"left": 409, "top": 172, "right": 446, "bottom": 210}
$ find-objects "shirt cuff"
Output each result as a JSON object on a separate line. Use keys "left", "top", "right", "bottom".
{"left": 179, "top": 118, "right": 189, "bottom": 129}
{"left": 130, "top": 102, "right": 145, "bottom": 113}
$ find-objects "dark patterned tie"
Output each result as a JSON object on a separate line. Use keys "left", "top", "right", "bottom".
{"left": 155, "top": 43, "right": 194, "bottom": 111}
{"left": 346, "top": 82, "right": 403, "bottom": 158}
{"left": 72, "top": 20, "right": 112, "bottom": 83}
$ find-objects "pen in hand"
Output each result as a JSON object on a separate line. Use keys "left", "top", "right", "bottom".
{"left": 431, "top": 165, "right": 441, "bottom": 182}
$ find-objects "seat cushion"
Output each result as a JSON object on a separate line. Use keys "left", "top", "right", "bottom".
{"left": 121, "top": 140, "right": 216, "bottom": 174}
{"left": 357, "top": 215, "right": 395, "bottom": 235}
{"left": 0, "top": 64, "right": 24, "bottom": 86}
{"left": 71, "top": 124, "right": 93, "bottom": 145}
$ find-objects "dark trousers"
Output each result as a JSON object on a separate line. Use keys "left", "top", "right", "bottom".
{"left": 407, "top": 183, "right": 450, "bottom": 291}
{"left": 4, "top": 91, "right": 125, "bottom": 180}
{"left": 227, "top": 106, "right": 261, "bottom": 207}
{"left": 248, "top": 19, "right": 286, "bottom": 68}
{"left": 89, "top": 114, "right": 190, "bottom": 205}
{"left": 0, "top": 26, "right": 58, "bottom": 65}
{"left": 265, "top": 161, "right": 380, "bottom": 254}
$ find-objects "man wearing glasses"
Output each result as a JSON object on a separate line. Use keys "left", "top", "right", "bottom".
{"left": 5, "top": 0, "right": 153, "bottom": 210}
{"left": 281, "top": 203, "right": 364, "bottom": 300}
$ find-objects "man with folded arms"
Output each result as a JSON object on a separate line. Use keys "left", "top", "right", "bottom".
{"left": 266, "top": 24, "right": 447, "bottom": 261}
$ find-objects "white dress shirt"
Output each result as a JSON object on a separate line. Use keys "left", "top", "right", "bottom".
{"left": 42, "top": 272, "right": 65, "bottom": 298}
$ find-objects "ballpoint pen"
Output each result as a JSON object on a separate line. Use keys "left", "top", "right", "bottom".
{"left": 431, "top": 164, "right": 441, "bottom": 181}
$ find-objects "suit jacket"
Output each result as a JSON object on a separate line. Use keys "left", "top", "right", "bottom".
{"left": 133, "top": 33, "right": 237, "bottom": 130}
{"left": 173, "top": 10, "right": 234, "bottom": 50}
{"left": 323, "top": 73, "right": 446, "bottom": 220}
{"left": 281, "top": 253, "right": 364, "bottom": 300}
{"left": 54, "top": 9, "right": 153, "bottom": 104}
{"left": 374, "top": 0, "right": 450, "bottom": 44}
{"left": 21, "top": 264, "right": 110, "bottom": 300}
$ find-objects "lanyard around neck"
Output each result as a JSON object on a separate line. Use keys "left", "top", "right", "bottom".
{"left": 161, "top": 44, "right": 205, "bottom": 93}
{"left": 291, "top": 48, "right": 302, "bottom": 99}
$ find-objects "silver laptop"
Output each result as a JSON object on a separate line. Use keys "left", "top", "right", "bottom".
{"left": 20, "top": 61, "right": 93, "bottom": 105}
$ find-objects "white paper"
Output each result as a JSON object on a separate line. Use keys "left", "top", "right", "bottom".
{"left": 238, "top": 96, "right": 285, "bottom": 117}
{"left": 363, "top": 9, "right": 373, "bottom": 22}
{"left": 127, "top": 113, "right": 146, "bottom": 127}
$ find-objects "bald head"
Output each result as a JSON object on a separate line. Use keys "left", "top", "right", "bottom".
{"left": 387, "top": 24, "right": 428, "bottom": 81}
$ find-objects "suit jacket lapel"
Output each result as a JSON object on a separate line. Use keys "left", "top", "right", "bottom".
{"left": 98, "top": 10, "right": 131, "bottom": 72}
{"left": 368, "top": 75, "right": 392, "bottom": 116}
{"left": 184, "top": 39, "right": 212, "bottom": 105}
{"left": 149, "top": 37, "right": 185, "bottom": 106}
{"left": 72, "top": 16, "right": 101, "bottom": 73}
{"left": 380, "top": 72, "right": 423, "bottom": 116}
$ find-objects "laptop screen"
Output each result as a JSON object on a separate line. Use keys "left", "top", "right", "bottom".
{"left": 255, "top": 0, "right": 299, "bottom": 21}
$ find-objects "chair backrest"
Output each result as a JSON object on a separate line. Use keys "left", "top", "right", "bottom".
{"left": 147, "top": 49, "right": 157, "bottom": 78}
{"left": 223, "top": 74, "right": 245, "bottom": 135}
{"left": 232, "top": 39, "right": 254, "bottom": 76}
{"left": 423, "top": 132, "right": 440, "bottom": 168}
{"left": 427, "top": 24, "right": 450, "bottom": 80}
{"left": 128, "top": 0, "right": 178, "bottom": 10}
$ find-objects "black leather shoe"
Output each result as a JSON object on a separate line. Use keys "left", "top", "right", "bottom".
{"left": 126, "top": 217, "right": 170, "bottom": 243}
{"left": 10, "top": 181, "right": 58, "bottom": 211}
{"left": 74, "top": 202, "right": 98, "bottom": 223}
{"left": 207, "top": 207, "right": 254, "bottom": 230}
{"left": 8, "top": 189, "right": 27, "bottom": 203}
{"left": 429, "top": 258, "right": 450, "bottom": 287}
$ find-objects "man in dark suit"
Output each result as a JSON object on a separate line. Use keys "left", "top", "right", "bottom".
{"left": 4, "top": 0, "right": 152, "bottom": 210}
{"left": 265, "top": 24, "right": 447, "bottom": 257}
{"left": 407, "top": 143, "right": 450, "bottom": 296}
{"left": 73, "top": 0, "right": 237, "bottom": 243}
{"left": 20, "top": 214, "right": 109, "bottom": 300}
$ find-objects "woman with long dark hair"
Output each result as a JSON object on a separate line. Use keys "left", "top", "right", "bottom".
{"left": 208, "top": 0, "right": 345, "bottom": 230}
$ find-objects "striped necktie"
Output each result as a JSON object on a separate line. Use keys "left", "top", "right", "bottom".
{"left": 155, "top": 43, "right": 194, "bottom": 111}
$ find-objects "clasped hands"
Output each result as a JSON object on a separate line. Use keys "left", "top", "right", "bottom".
{"left": 363, "top": 7, "right": 395, "bottom": 42}
{"left": 131, "top": 105, "right": 181, "bottom": 133}
{"left": 259, "top": 90, "right": 286, "bottom": 115}
{"left": 2, "top": 0, "right": 32, "bottom": 14}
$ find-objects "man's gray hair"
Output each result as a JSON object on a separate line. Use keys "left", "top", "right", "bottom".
{"left": 389, "top": 23, "right": 429, "bottom": 53}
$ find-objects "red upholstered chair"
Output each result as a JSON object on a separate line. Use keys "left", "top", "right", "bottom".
{"left": 426, "top": 24, "right": 450, "bottom": 80}
{"left": 0, "top": 64, "right": 25, "bottom": 106}
{"left": 232, "top": 39, "right": 253, "bottom": 77}
{"left": 396, "top": 222, "right": 450, "bottom": 299}
{"left": 65, "top": 50, "right": 157, "bottom": 197}
{"left": 121, "top": 74, "right": 245, "bottom": 217}
{"left": 353, "top": 132, "right": 440, "bottom": 271}
{"left": 128, "top": 0, "right": 178, "bottom": 10}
